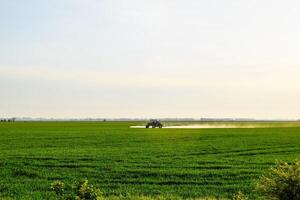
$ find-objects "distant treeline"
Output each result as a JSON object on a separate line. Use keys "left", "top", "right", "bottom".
{"left": 1, "top": 117, "right": 300, "bottom": 122}
{"left": 0, "top": 118, "right": 16, "bottom": 122}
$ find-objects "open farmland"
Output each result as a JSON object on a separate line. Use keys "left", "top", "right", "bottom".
{"left": 0, "top": 121, "right": 300, "bottom": 199}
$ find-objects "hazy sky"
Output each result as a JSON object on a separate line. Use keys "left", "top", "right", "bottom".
{"left": 1, "top": 0, "right": 300, "bottom": 119}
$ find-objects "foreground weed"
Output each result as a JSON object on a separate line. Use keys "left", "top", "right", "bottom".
{"left": 51, "top": 180, "right": 65, "bottom": 196}
{"left": 232, "top": 191, "right": 248, "bottom": 200}
{"left": 51, "top": 179, "right": 102, "bottom": 200}
{"left": 256, "top": 160, "right": 300, "bottom": 200}
{"left": 74, "top": 179, "right": 103, "bottom": 200}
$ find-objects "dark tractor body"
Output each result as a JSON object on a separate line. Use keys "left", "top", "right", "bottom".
{"left": 146, "top": 119, "right": 163, "bottom": 128}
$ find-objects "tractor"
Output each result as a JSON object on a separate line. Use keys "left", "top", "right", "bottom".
{"left": 146, "top": 119, "right": 163, "bottom": 128}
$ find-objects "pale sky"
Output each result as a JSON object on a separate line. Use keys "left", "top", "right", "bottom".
{"left": 1, "top": 0, "right": 300, "bottom": 119}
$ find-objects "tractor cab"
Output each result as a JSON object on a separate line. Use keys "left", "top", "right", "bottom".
{"left": 146, "top": 119, "right": 163, "bottom": 128}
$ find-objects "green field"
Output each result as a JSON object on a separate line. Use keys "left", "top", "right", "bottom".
{"left": 0, "top": 121, "right": 300, "bottom": 199}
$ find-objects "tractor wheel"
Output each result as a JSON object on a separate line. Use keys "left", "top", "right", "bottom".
{"left": 146, "top": 125, "right": 150, "bottom": 128}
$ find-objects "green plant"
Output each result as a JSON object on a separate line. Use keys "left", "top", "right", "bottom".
{"left": 232, "top": 191, "right": 248, "bottom": 200}
{"left": 51, "top": 179, "right": 103, "bottom": 200}
{"left": 73, "top": 179, "right": 103, "bottom": 200}
{"left": 256, "top": 160, "right": 300, "bottom": 200}
{"left": 51, "top": 180, "right": 65, "bottom": 196}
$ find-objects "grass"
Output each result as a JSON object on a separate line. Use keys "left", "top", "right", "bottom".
{"left": 0, "top": 121, "right": 300, "bottom": 199}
